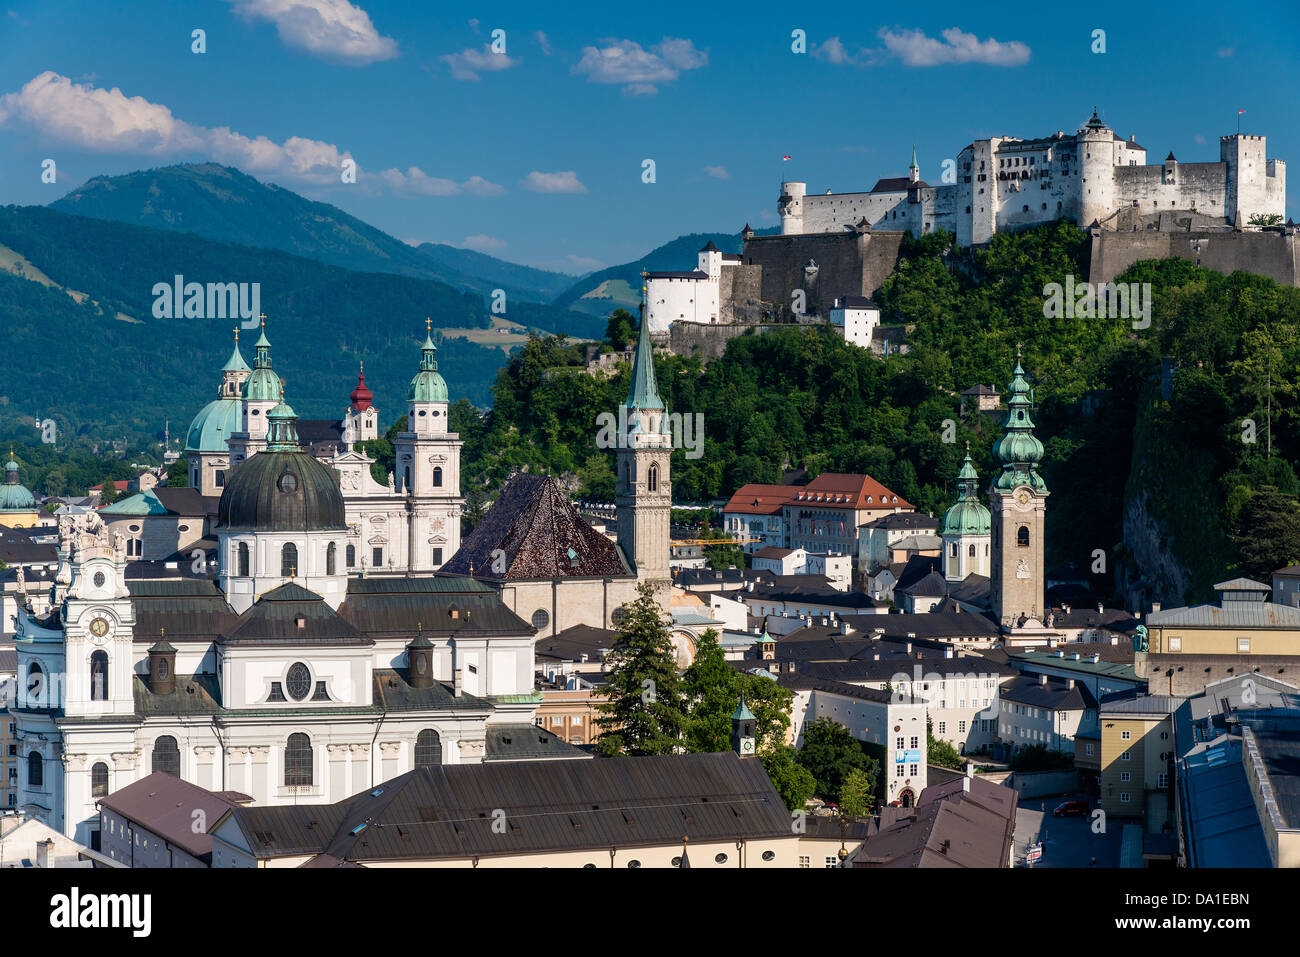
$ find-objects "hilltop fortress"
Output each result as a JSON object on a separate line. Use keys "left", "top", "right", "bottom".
{"left": 648, "top": 111, "right": 1296, "bottom": 354}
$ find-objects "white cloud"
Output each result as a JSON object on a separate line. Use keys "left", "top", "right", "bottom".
{"left": 1194, "top": 134, "right": 1207, "bottom": 145}
{"left": 440, "top": 43, "right": 519, "bottom": 81}
{"left": 877, "top": 27, "right": 1029, "bottom": 67}
{"left": 1217, "top": 47, "right": 1235, "bottom": 57}
{"left": 0, "top": 71, "right": 354, "bottom": 182}
{"left": 535, "top": 30, "right": 551, "bottom": 55}
{"left": 459, "top": 234, "right": 506, "bottom": 253}
{"left": 521, "top": 170, "right": 586, "bottom": 193}
{"left": 812, "top": 37, "right": 871, "bottom": 66}
{"left": 379, "top": 166, "right": 505, "bottom": 196}
{"left": 572, "top": 36, "right": 706, "bottom": 94}
{"left": 223, "top": 0, "right": 398, "bottom": 65}
{"left": 564, "top": 254, "right": 604, "bottom": 273}
{"left": 703, "top": 165, "right": 729, "bottom": 180}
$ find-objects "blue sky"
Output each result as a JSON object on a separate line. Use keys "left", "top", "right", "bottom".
{"left": 1, "top": 0, "right": 1296, "bottom": 274}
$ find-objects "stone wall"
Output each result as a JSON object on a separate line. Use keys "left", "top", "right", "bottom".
{"left": 1089, "top": 229, "right": 1300, "bottom": 286}
{"left": 741, "top": 230, "right": 906, "bottom": 315}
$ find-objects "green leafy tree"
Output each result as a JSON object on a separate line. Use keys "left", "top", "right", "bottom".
{"left": 761, "top": 745, "right": 817, "bottom": 812}
{"left": 927, "top": 715, "right": 965, "bottom": 771}
{"left": 838, "top": 767, "right": 873, "bottom": 819}
{"left": 98, "top": 478, "right": 118, "bottom": 505}
{"left": 594, "top": 582, "right": 686, "bottom": 756}
{"left": 680, "top": 630, "right": 737, "bottom": 753}
{"left": 796, "top": 717, "right": 877, "bottom": 801}
{"left": 605, "top": 308, "right": 636, "bottom": 349}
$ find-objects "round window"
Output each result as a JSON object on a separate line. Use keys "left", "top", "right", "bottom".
{"left": 671, "top": 856, "right": 682, "bottom": 867}
{"left": 611, "top": 607, "right": 628, "bottom": 627}
{"left": 627, "top": 860, "right": 641, "bottom": 869}
{"left": 715, "top": 853, "right": 728, "bottom": 864}
{"left": 762, "top": 850, "right": 775, "bottom": 862}
{"left": 286, "top": 662, "right": 312, "bottom": 701}
{"left": 278, "top": 472, "right": 298, "bottom": 493}
{"left": 93, "top": 571, "right": 106, "bottom": 588}
{"left": 531, "top": 608, "right": 550, "bottom": 630}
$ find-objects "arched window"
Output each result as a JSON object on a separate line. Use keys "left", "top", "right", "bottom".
{"left": 1017, "top": 526, "right": 1030, "bottom": 547}
{"left": 346, "top": 544, "right": 355, "bottom": 568}
{"left": 403, "top": 466, "right": 412, "bottom": 491}
{"left": 433, "top": 466, "right": 443, "bottom": 488}
{"left": 281, "top": 542, "right": 297, "bottom": 578}
{"left": 26, "top": 661, "right": 44, "bottom": 705}
{"left": 647, "top": 464, "right": 658, "bottom": 493}
{"left": 326, "top": 542, "right": 336, "bottom": 576}
{"left": 950, "top": 543, "right": 957, "bottom": 558}
{"left": 415, "top": 730, "right": 442, "bottom": 768}
{"left": 27, "top": 751, "right": 43, "bottom": 788}
{"left": 238, "top": 542, "right": 250, "bottom": 577}
{"left": 91, "top": 762, "right": 109, "bottom": 799}
{"left": 152, "top": 736, "right": 180, "bottom": 777}
{"left": 90, "top": 650, "right": 108, "bottom": 701}
{"left": 968, "top": 544, "right": 976, "bottom": 558}
{"left": 285, "top": 733, "right": 313, "bottom": 787}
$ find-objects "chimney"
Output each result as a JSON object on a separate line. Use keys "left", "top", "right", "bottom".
{"left": 453, "top": 668, "right": 463, "bottom": 696}
{"left": 1039, "top": 673, "right": 1048, "bottom": 685}
{"left": 962, "top": 776, "right": 971, "bottom": 793}
{"left": 1151, "top": 602, "right": 1161, "bottom": 613}
{"left": 1067, "top": 678, "right": 1076, "bottom": 690}
{"left": 944, "top": 647, "right": 953, "bottom": 659}
{"left": 1090, "top": 654, "right": 1100, "bottom": 664}
{"left": 1097, "top": 602, "right": 1104, "bottom": 613}
{"left": 36, "top": 838, "right": 53, "bottom": 868}
{"left": 965, "top": 762, "right": 975, "bottom": 778}
{"left": 905, "top": 641, "right": 912, "bottom": 654}
{"left": 839, "top": 622, "right": 849, "bottom": 636}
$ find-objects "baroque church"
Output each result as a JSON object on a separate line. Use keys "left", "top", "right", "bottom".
{"left": 11, "top": 314, "right": 677, "bottom": 847}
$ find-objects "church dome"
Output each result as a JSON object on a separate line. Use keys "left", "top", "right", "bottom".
{"left": 217, "top": 396, "right": 345, "bottom": 532}
{"left": 942, "top": 498, "right": 990, "bottom": 536}
{"left": 216, "top": 450, "right": 346, "bottom": 532}
{"left": 408, "top": 330, "right": 449, "bottom": 403}
{"left": 244, "top": 367, "right": 281, "bottom": 402}
{"left": 350, "top": 363, "right": 374, "bottom": 411}
{"left": 184, "top": 396, "right": 242, "bottom": 453}
{"left": 0, "top": 456, "right": 36, "bottom": 511}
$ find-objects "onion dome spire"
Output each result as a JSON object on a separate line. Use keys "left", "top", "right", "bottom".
{"left": 992, "top": 346, "right": 1047, "bottom": 493}
{"left": 942, "top": 442, "right": 991, "bottom": 535}
{"left": 350, "top": 361, "right": 373, "bottom": 412}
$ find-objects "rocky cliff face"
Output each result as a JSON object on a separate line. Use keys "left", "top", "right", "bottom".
{"left": 1121, "top": 488, "right": 1192, "bottom": 611}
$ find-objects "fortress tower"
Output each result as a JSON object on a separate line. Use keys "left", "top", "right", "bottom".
{"left": 1078, "top": 109, "right": 1118, "bottom": 229}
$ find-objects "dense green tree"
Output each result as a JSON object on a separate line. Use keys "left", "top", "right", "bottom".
{"left": 594, "top": 582, "right": 687, "bottom": 756}
{"left": 927, "top": 715, "right": 965, "bottom": 771}
{"left": 1230, "top": 486, "right": 1300, "bottom": 579}
{"left": 838, "top": 767, "right": 873, "bottom": 819}
{"left": 796, "top": 717, "right": 878, "bottom": 801}
{"left": 761, "top": 745, "right": 817, "bottom": 812}
{"left": 605, "top": 308, "right": 636, "bottom": 349}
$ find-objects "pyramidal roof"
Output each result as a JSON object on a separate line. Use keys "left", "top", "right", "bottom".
{"left": 440, "top": 473, "right": 630, "bottom": 581}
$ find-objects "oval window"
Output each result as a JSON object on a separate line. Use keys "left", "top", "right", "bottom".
{"left": 715, "top": 853, "right": 728, "bottom": 864}
{"left": 286, "top": 662, "right": 312, "bottom": 701}
{"left": 627, "top": 860, "right": 641, "bottom": 869}
{"left": 762, "top": 850, "right": 775, "bottom": 862}
{"left": 158, "top": 659, "right": 170, "bottom": 679}
{"left": 278, "top": 472, "right": 299, "bottom": 493}
{"left": 93, "top": 571, "right": 106, "bottom": 588}
{"left": 531, "top": 609, "right": 550, "bottom": 630}
{"left": 415, "top": 656, "right": 427, "bottom": 675}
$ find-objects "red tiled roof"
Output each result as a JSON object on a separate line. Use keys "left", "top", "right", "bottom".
{"left": 722, "top": 484, "right": 798, "bottom": 515}
{"left": 790, "top": 473, "right": 913, "bottom": 510}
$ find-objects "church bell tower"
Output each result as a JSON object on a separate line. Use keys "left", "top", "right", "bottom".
{"left": 989, "top": 350, "right": 1049, "bottom": 629}
{"left": 615, "top": 298, "right": 672, "bottom": 602}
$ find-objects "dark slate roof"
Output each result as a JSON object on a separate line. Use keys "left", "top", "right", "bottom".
{"left": 897, "top": 570, "right": 949, "bottom": 598}
{"left": 441, "top": 474, "right": 630, "bottom": 581}
{"left": 998, "top": 674, "right": 1098, "bottom": 711}
{"left": 837, "top": 296, "right": 877, "bottom": 309}
{"left": 894, "top": 555, "right": 943, "bottom": 591}
{"left": 341, "top": 576, "right": 531, "bottom": 637}
{"left": 221, "top": 583, "right": 370, "bottom": 647}
{"left": 97, "top": 772, "right": 249, "bottom": 861}
{"left": 746, "top": 587, "right": 883, "bottom": 610}
{"left": 855, "top": 775, "right": 1015, "bottom": 868}
{"left": 135, "top": 672, "right": 222, "bottom": 717}
{"left": 535, "top": 623, "right": 619, "bottom": 662}
{"left": 862, "top": 513, "right": 940, "bottom": 532}
{"left": 961, "top": 385, "right": 999, "bottom": 396}
{"left": 483, "top": 724, "right": 591, "bottom": 761}
{"left": 700, "top": 241, "right": 721, "bottom": 252}
{"left": 672, "top": 568, "right": 774, "bottom": 589}
{"left": 645, "top": 270, "right": 709, "bottom": 280}
{"left": 373, "top": 669, "right": 490, "bottom": 713}
{"left": 841, "top": 611, "right": 1002, "bottom": 642}
{"left": 773, "top": 673, "right": 894, "bottom": 703}
{"left": 1248, "top": 728, "right": 1300, "bottom": 828}
{"left": 151, "top": 486, "right": 219, "bottom": 516}
{"left": 870, "top": 177, "right": 913, "bottom": 192}
{"left": 226, "top": 752, "right": 790, "bottom": 862}
{"left": 128, "top": 579, "right": 239, "bottom": 642}
{"left": 295, "top": 419, "right": 344, "bottom": 445}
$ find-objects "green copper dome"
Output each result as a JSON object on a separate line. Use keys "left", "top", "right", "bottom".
{"left": 942, "top": 449, "right": 990, "bottom": 535}
{"left": 0, "top": 456, "right": 36, "bottom": 511}
{"left": 408, "top": 331, "right": 449, "bottom": 403}
{"left": 184, "top": 395, "right": 243, "bottom": 453}
{"left": 992, "top": 356, "right": 1049, "bottom": 493}
{"left": 222, "top": 340, "right": 251, "bottom": 373}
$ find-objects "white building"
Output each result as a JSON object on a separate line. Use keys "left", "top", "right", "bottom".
{"left": 829, "top": 297, "right": 880, "bottom": 349}
{"left": 752, "top": 546, "right": 806, "bottom": 576}
{"left": 645, "top": 242, "right": 742, "bottom": 334}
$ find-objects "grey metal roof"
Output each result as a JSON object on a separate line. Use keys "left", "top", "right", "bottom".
{"left": 1178, "top": 735, "right": 1270, "bottom": 867}
{"left": 226, "top": 752, "right": 790, "bottom": 862}
{"left": 1100, "top": 694, "right": 1179, "bottom": 717}
{"left": 341, "top": 577, "right": 531, "bottom": 637}
{"left": 1147, "top": 601, "right": 1300, "bottom": 628}
{"left": 999, "top": 675, "right": 1097, "bottom": 711}
{"left": 1213, "top": 577, "right": 1271, "bottom": 591}
{"left": 535, "top": 623, "right": 618, "bottom": 662}
{"left": 221, "top": 583, "right": 370, "bottom": 646}
{"left": 773, "top": 673, "right": 894, "bottom": 703}
{"left": 483, "top": 724, "right": 590, "bottom": 761}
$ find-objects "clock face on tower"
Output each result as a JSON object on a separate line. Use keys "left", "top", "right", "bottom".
{"left": 88, "top": 616, "right": 111, "bottom": 640}
{"left": 740, "top": 738, "right": 755, "bottom": 754}
{"left": 1015, "top": 490, "right": 1031, "bottom": 507}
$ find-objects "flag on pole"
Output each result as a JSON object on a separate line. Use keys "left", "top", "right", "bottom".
{"left": 1238, "top": 109, "right": 1247, "bottom": 115}
{"left": 782, "top": 155, "right": 792, "bottom": 161}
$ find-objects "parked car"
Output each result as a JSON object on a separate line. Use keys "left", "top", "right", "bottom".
{"left": 1053, "top": 800, "right": 1089, "bottom": 818}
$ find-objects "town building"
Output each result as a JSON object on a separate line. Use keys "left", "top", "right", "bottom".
{"left": 97, "top": 771, "right": 252, "bottom": 866}
{"left": 1099, "top": 694, "right": 1178, "bottom": 840}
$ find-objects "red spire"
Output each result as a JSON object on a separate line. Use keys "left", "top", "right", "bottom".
{"left": 350, "top": 361, "right": 373, "bottom": 411}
